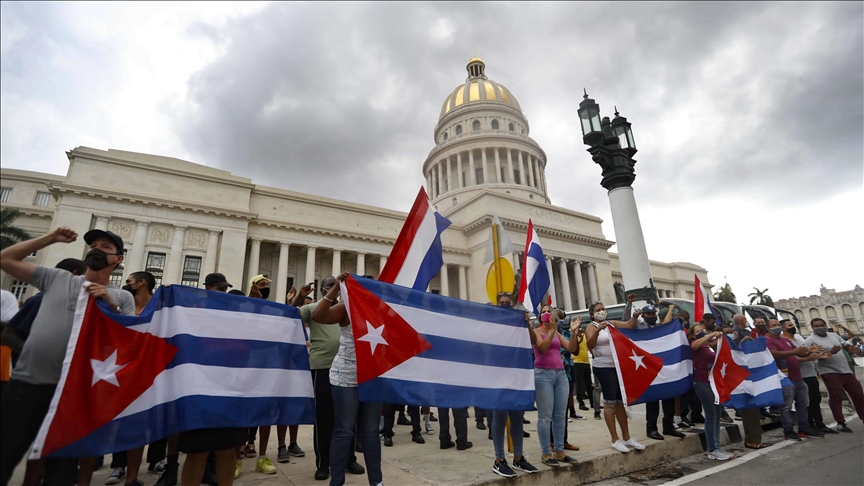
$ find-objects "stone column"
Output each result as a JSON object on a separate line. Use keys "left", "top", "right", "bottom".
{"left": 480, "top": 148, "right": 488, "bottom": 184}
{"left": 573, "top": 261, "right": 586, "bottom": 310}
{"left": 355, "top": 252, "right": 366, "bottom": 276}
{"left": 436, "top": 163, "right": 443, "bottom": 197}
{"left": 94, "top": 215, "right": 110, "bottom": 231}
{"left": 517, "top": 151, "right": 526, "bottom": 186}
{"left": 527, "top": 154, "right": 536, "bottom": 188}
{"left": 426, "top": 172, "right": 433, "bottom": 198}
{"left": 546, "top": 256, "right": 557, "bottom": 307}
{"left": 458, "top": 265, "right": 467, "bottom": 300}
{"left": 304, "top": 246, "right": 317, "bottom": 284}
{"left": 275, "top": 243, "right": 290, "bottom": 302}
{"left": 164, "top": 225, "right": 187, "bottom": 285}
{"left": 445, "top": 156, "right": 452, "bottom": 192}
{"left": 494, "top": 148, "right": 502, "bottom": 183}
{"left": 202, "top": 230, "right": 220, "bottom": 278}
{"left": 507, "top": 149, "right": 515, "bottom": 185}
{"left": 558, "top": 258, "right": 573, "bottom": 311}
{"left": 469, "top": 150, "right": 476, "bottom": 186}
{"left": 587, "top": 262, "right": 599, "bottom": 304}
{"left": 440, "top": 263, "right": 450, "bottom": 297}
{"left": 379, "top": 255, "right": 388, "bottom": 275}
{"left": 456, "top": 153, "right": 463, "bottom": 189}
{"left": 246, "top": 237, "right": 262, "bottom": 289}
{"left": 124, "top": 220, "right": 150, "bottom": 280}
{"left": 332, "top": 249, "right": 342, "bottom": 276}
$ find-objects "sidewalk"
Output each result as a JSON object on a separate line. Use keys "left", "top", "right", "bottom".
{"left": 9, "top": 406, "right": 741, "bottom": 486}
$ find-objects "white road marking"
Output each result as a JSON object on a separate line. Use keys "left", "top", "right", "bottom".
{"left": 662, "top": 414, "right": 858, "bottom": 486}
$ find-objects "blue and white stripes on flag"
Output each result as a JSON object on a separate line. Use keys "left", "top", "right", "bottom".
{"left": 517, "top": 219, "right": 550, "bottom": 316}
{"left": 720, "top": 336, "right": 786, "bottom": 409}
{"left": 352, "top": 277, "right": 535, "bottom": 411}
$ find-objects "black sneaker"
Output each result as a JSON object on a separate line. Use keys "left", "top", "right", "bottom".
{"left": 837, "top": 423, "right": 853, "bottom": 433}
{"left": 522, "top": 430, "right": 530, "bottom": 438}
{"left": 456, "top": 441, "right": 473, "bottom": 451}
{"left": 476, "top": 421, "right": 487, "bottom": 430}
{"left": 397, "top": 413, "right": 411, "bottom": 426}
{"left": 690, "top": 414, "right": 706, "bottom": 424}
{"left": 384, "top": 436, "right": 393, "bottom": 447}
{"left": 429, "top": 412, "right": 438, "bottom": 422}
{"left": 804, "top": 429, "right": 825, "bottom": 438}
{"left": 821, "top": 426, "right": 840, "bottom": 434}
{"left": 314, "top": 468, "right": 329, "bottom": 481}
{"left": 412, "top": 434, "right": 425, "bottom": 444}
{"left": 579, "top": 404, "right": 589, "bottom": 411}
{"left": 488, "top": 430, "right": 492, "bottom": 440}
{"left": 512, "top": 458, "right": 538, "bottom": 473}
{"left": 128, "top": 480, "right": 144, "bottom": 486}
{"left": 346, "top": 462, "right": 365, "bottom": 475}
{"left": 594, "top": 411, "right": 601, "bottom": 420}
{"left": 354, "top": 442, "right": 363, "bottom": 453}
{"left": 784, "top": 434, "right": 801, "bottom": 441}
{"left": 154, "top": 463, "right": 178, "bottom": 486}
{"left": 277, "top": 445, "right": 290, "bottom": 463}
{"left": 522, "top": 418, "right": 531, "bottom": 424}
{"left": 440, "top": 440, "right": 455, "bottom": 449}
{"left": 492, "top": 460, "right": 517, "bottom": 478}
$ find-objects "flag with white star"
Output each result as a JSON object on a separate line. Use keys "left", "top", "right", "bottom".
{"left": 709, "top": 334, "right": 784, "bottom": 408}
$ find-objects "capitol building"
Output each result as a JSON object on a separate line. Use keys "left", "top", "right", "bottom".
{"left": 0, "top": 57, "right": 711, "bottom": 308}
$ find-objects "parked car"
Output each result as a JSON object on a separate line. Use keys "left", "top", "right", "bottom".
{"left": 711, "top": 301, "right": 752, "bottom": 329}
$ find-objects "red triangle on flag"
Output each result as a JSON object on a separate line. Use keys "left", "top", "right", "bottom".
{"left": 711, "top": 335, "right": 750, "bottom": 403}
{"left": 344, "top": 275, "right": 432, "bottom": 384}
{"left": 607, "top": 325, "right": 663, "bottom": 405}
{"left": 40, "top": 298, "right": 178, "bottom": 457}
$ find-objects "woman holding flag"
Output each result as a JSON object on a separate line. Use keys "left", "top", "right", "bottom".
{"left": 584, "top": 303, "right": 646, "bottom": 454}
{"left": 687, "top": 324, "right": 733, "bottom": 461}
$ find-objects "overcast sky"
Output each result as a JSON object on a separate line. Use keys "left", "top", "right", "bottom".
{"left": 2, "top": 2, "right": 862, "bottom": 303}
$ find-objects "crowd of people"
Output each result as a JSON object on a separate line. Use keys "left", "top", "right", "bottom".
{"left": 1, "top": 226, "right": 863, "bottom": 486}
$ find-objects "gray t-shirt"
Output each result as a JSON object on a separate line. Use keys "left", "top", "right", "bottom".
{"left": 794, "top": 334, "right": 817, "bottom": 379}
{"left": 12, "top": 266, "right": 135, "bottom": 385}
{"left": 803, "top": 333, "right": 851, "bottom": 376}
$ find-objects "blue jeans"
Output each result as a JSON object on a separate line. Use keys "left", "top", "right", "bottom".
{"left": 491, "top": 410, "right": 524, "bottom": 460}
{"left": 535, "top": 368, "right": 568, "bottom": 454}
{"left": 329, "top": 385, "right": 382, "bottom": 486}
{"left": 693, "top": 381, "right": 723, "bottom": 452}
{"left": 780, "top": 380, "right": 811, "bottom": 435}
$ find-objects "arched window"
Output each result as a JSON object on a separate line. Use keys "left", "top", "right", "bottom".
{"left": 795, "top": 310, "right": 805, "bottom": 322}
{"left": 509, "top": 123, "right": 515, "bottom": 131}
{"left": 443, "top": 132, "right": 448, "bottom": 140}
{"left": 842, "top": 304, "right": 853, "bottom": 317}
{"left": 810, "top": 308, "right": 820, "bottom": 320}
{"left": 455, "top": 125, "right": 462, "bottom": 135}
{"left": 491, "top": 120, "right": 499, "bottom": 130}
{"left": 826, "top": 306, "right": 837, "bottom": 318}
{"left": 472, "top": 120, "right": 481, "bottom": 131}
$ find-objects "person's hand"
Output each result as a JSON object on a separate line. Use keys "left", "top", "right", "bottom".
{"left": 306, "top": 340, "right": 311, "bottom": 350}
{"left": 298, "top": 282, "right": 315, "bottom": 298}
{"left": 740, "top": 335, "right": 752, "bottom": 343}
{"left": 596, "top": 321, "right": 608, "bottom": 332}
{"left": 523, "top": 313, "right": 532, "bottom": 326}
{"left": 88, "top": 284, "right": 116, "bottom": 309}
{"left": 570, "top": 316, "right": 582, "bottom": 333}
{"left": 817, "top": 352, "right": 831, "bottom": 359}
{"left": 336, "top": 272, "right": 349, "bottom": 283}
{"left": 627, "top": 293, "right": 636, "bottom": 303}
{"left": 633, "top": 309, "right": 643, "bottom": 318}
{"left": 796, "top": 347, "right": 811, "bottom": 357}
{"left": 829, "top": 345, "right": 842, "bottom": 354}
{"left": 286, "top": 286, "right": 297, "bottom": 304}
{"left": 50, "top": 226, "right": 78, "bottom": 244}
{"left": 808, "top": 344, "right": 824, "bottom": 353}
{"left": 711, "top": 331, "right": 722, "bottom": 339}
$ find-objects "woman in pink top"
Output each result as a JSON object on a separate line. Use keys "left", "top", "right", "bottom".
{"left": 529, "top": 304, "right": 581, "bottom": 467}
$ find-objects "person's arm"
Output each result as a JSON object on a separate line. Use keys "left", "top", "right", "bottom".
{"left": 526, "top": 314, "right": 538, "bottom": 346}
{"left": 768, "top": 342, "right": 810, "bottom": 359}
{"left": 690, "top": 331, "right": 721, "bottom": 351}
{"left": 310, "top": 274, "right": 349, "bottom": 326}
{"left": 0, "top": 327, "right": 25, "bottom": 354}
{"left": 559, "top": 331, "right": 578, "bottom": 353}
{"left": 535, "top": 326, "right": 557, "bottom": 353}
{"left": 0, "top": 227, "right": 78, "bottom": 283}
{"left": 662, "top": 304, "right": 676, "bottom": 324}
{"left": 286, "top": 286, "right": 297, "bottom": 305}
{"left": 291, "top": 282, "right": 315, "bottom": 307}
{"left": 610, "top": 308, "right": 641, "bottom": 329}
{"left": 563, "top": 319, "right": 583, "bottom": 353}
{"left": 585, "top": 321, "right": 604, "bottom": 349}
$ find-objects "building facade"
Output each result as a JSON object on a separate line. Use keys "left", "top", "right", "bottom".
{"left": 776, "top": 285, "right": 864, "bottom": 336}
{"left": 0, "top": 57, "right": 711, "bottom": 309}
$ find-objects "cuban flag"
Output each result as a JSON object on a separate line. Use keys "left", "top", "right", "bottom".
{"left": 517, "top": 219, "right": 550, "bottom": 316}
{"left": 607, "top": 320, "right": 693, "bottom": 405}
{"left": 709, "top": 335, "right": 785, "bottom": 408}
{"left": 341, "top": 274, "right": 534, "bottom": 411}
{"left": 379, "top": 187, "right": 451, "bottom": 290}
{"left": 31, "top": 285, "right": 315, "bottom": 459}
{"left": 693, "top": 275, "right": 716, "bottom": 322}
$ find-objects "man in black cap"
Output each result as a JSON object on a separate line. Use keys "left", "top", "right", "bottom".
{"left": 204, "top": 273, "right": 233, "bottom": 290}
{"left": 637, "top": 305, "right": 686, "bottom": 441}
{"left": 0, "top": 226, "right": 135, "bottom": 486}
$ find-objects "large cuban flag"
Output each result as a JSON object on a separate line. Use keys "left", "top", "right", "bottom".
{"left": 341, "top": 274, "right": 535, "bottom": 411}
{"left": 517, "top": 219, "right": 550, "bottom": 316}
{"left": 709, "top": 334, "right": 785, "bottom": 408}
{"left": 607, "top": 320, "right": 693, "bottom": 405}
{"left": 31, "top": 285, "right": 315, "bottom": 459}
{"left": 379, "top": 187, "right": 451, "bottom": 291}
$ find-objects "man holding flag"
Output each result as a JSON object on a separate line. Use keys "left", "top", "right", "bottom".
{"left": 0, "top": 227, "right": 136, "bottom": 486}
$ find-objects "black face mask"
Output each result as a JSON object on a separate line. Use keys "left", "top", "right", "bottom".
{"left": 643, "top": 316, "right": 658, "bottom": 327}
{"left": 787, "top": 327, "right": 796, "bottom": 335}
{"left": 259, "top": 287, "right": 270, "bottom": 299}
{"left": 84, "top": 248, "right": 113, "bottom": 271}
{"left": 498, "top": 301, "right": 513, "bottom": 308}
{"left": 122, "top": 283, "right": 137, "bottom": 296}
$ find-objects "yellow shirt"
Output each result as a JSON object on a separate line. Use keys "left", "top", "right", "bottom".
{"left": 573, "top": 336, "right": 590, "bottom": 364}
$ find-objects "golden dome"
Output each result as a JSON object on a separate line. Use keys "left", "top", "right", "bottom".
{"left": 468, "top": 56, "right": 484, "bottom": 64}
{"left": 439, "top": 78, "right": 522, "bottom": 120}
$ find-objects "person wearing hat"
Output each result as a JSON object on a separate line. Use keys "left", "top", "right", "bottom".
{"left": 0, "top": 226, "right": 135, "bottom": 486}
{"left": 637, "top": 305, "right": 686, "bottom": 441}
{"left": 248, "top": 274, "right": 271, "bottom": 300}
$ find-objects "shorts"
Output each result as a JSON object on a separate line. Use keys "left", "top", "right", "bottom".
{"left": 177, "top": 427, "right": 247, "bottom": 454}
{"left": 593, "top": 367, "right": 623, "bottom": 404}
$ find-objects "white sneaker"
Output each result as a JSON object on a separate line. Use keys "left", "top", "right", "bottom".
{"left": 624, "top": 438, "right": 646, "bottom": 451}
{"left": 708, "top": 450, "right": 733, "bottom": 461}
{"left": 105, "top": 468, "right": 125, "bottom": 485}
{"left": 611, "top": 440, "right": 630, "bottom": 453}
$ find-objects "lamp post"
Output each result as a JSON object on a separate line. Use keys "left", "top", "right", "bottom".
{"left": 578, "top": 89, "right": 658, "bottom": 305}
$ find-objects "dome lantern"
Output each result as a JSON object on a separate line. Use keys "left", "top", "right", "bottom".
{"left": 467, "top": 53, "right": 486, "bottom": 80}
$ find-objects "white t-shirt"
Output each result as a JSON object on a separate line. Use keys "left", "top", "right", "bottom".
{"left": 590, "top": 321, "right": 616, "bottom": 368}
{"left": 0, "top": 289, "right": 19, "bottom": 323}
{"left": 793, "top": 334, "right": 817, "bottom": 379}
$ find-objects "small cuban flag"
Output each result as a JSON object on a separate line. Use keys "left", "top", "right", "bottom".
{"left": 341, "top": 274, "right": 535, "bottom": 411}
{"left": 31, "top": 285, "right": 315, "bottom": 459}
{"left": 517, "top": 219, "right": 550, "bottom": 316}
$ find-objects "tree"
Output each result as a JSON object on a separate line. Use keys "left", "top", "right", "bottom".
{"left": 714, "top": 283, "right": 737, "bottom": 303}
{"left": 0, "top": 208, "right": 32, "bottom": 249}
{"left": 748, "top": 287, "right": 774, "bottom": 307}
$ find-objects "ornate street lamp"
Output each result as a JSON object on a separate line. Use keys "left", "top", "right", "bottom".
{"left": 579, "top": 91, "right": 657, "bottom": 305}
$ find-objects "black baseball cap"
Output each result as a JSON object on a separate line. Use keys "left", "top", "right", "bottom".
{"left": 84, "top": 229, "right": 125, "bottom": 254}
{"left": 204, "top": 273, "right": 232, "bottom": 289}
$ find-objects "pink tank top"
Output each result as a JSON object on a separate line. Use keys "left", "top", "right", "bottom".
{"left": 533, "top": 333, "right": 564, "bottom": 370}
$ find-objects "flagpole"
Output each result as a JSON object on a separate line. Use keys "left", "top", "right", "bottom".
{"left": 492, "top": 222, "right": 514, "bottom": 453}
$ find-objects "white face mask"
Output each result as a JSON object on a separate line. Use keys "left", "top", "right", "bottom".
{"left": 595, "top": 310, "right": 607, "bottom": 320}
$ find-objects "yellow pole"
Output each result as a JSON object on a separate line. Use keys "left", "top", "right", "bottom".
{"left": 491, "top": 222, "right": 513, "bottom": 453}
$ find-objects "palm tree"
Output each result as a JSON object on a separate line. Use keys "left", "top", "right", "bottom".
{"left": 714, "top": 283, "right": 737, "bottom": 303}
{"left": 0, "top": 208, "right": 31, "bottom": 249}
{"left": 748, "top": 287, "right": 774, "bottom": 307}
